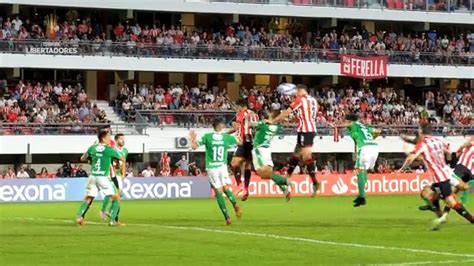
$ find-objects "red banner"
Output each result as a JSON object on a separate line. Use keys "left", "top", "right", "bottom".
{"left": 230, "top": 173, "right": 431, "bottom": 198}
{"left": 340, "top": 55, "right": 388, "bottom": 79}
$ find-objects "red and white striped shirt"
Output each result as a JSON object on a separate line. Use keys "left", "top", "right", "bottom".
{"left": 457, "top": 142, "right": 474, "bottom": 174}
{"left": 236, "top": 108, "right": 259, "bottom": 142}
{"left": 290, "top": 95, "right": 318, "bottom": 133}
{"left": 412, "top": 136, "right": 452, "bottom": 183}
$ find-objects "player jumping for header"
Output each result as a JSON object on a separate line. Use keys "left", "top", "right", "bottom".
{"left": 252, "top": 110, "right": 292, "bottom": 201}
{"left": 190, "top": 119, "right": 242, "bottom": 225}
{"left": 278, "top": 84, "right": 319, "bottom": 197}
{"left": 331, "top": 113, "right": 381, "bottom": 207}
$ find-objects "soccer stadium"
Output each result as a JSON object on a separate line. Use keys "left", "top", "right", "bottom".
{"left": 0, "top": 0, "right": 473, "bottom": 265}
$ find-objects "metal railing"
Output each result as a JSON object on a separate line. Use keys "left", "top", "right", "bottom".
{"left": 137, "top": 110, "right": 474, "bottom": 136}
{"left": 1, "top": 39, "right": 472, "bottom": 66}
{"left": 0, "top": 122, "right": 148, "bottom": 135}
{"left": 136, "top": 110, "right": 236, "bottom": 128}
{"left": 208, "top": 0, "right": 473, "bottom": 13}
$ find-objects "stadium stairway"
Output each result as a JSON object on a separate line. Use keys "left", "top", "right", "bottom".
{"left": 92, "top": 100, "right": 140, "bottom": 135}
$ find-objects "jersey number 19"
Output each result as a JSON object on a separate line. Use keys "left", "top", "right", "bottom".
{"left": 213, "top": 146, "right": 224, "bottom": 161}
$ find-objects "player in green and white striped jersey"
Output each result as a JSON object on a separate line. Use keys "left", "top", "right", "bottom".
{"left": 252, "top": 110, "right": 292, "bottom": 201}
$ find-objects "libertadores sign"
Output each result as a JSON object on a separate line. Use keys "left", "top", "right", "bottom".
{"left": 340, "top": 55, "right": 388, "bottom": 79}
{"left": 230, "top": 173, "right": 431, "bottom": 198}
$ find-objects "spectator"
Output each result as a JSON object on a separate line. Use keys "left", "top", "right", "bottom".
{"left": 189, "top": 162, "right": 202, "bottom": 176}
{"left": 75, "top": 164, "right": 88, "bottom": 177}
{"left": 17, "top": 166, "right": 30, "bottom": 178}
{"left": 141, "top": 165, "right": 155, "bottom": 177}
{"left": 5, "top": 167, "right": 16, "bottom": 179}
{"left": 175, "top": 155, "right": 189, "bottom": 174}
{"left": 61, "top": 162, "right": 73, "bottom": 177}
{"left": 25, "top": 164, "right": 36, "bottom": 178}
{"left": 160, "top": 152, "right": 171, "bottom": 173}
{"left": 37, "top": 167, "right": 49, "bottom": 178}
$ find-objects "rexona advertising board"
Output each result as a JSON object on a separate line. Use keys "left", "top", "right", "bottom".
{"left": 0, "top": 177, "right": 211, "bottom": 203}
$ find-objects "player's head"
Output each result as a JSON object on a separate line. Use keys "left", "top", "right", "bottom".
{"left": 115, "top": 133, "right": 125, "bottom": 147}
{"left": 212, "top": 118, "right": 224, "bottom": 132}
{"left": 296, "top": 84, "right": 308, "bottom": 97}
{"left": 235, "top": 98, "right": 248, "bottom": 111}
{"left": 345, "top": 113, "right": 359, "bottom": 122}
{"left": 419, "top": 124, "right": 433, "bottom": 137}
{"left": 97, "top": 128, "right": 111, "bottom": 144}
{"left": 268, "top": 110, "right": 281, "bottom": 120}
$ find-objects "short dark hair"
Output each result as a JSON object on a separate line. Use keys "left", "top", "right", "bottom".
{"left": 212, "top": 118, "right": 224, "bottom": 130}
{"left": 115, "top": 133, "right": 125, "bottom": 140}
{"left": 296, "top": 84, "right": 307, "bottom": 91}
{"left": 420, "top": 124, "right": 433, "bottom": 135}
{"left": 345, "top": 113, "right": 359, "bottom": 122}
{"left": 97, "top": 128, "right": 110, "bottom": 142}
{"left": 235, "top": 99, "right": 248, "bottom": 108}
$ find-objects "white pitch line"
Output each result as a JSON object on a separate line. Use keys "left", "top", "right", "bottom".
{"left": 7, "top": 217, "right": 474, "bottom": 259}
{"left": 378, "top": 259, "right": 474, "bottom": 265}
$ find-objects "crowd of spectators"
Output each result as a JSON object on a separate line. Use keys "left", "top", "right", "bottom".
{"left": 0, "top": 80, "right": 108, "bottom": 134}
{"left": 1, "top": 13, "right": 473, "bottom": 65}
{"left": 227, "top": 0, "right": 471, "bottom": 12}
{"left": 0, "top": 163, "right": 89, "bottom": 179}
{"left": 115, "top": 81, "right": 472, "bottom": 128}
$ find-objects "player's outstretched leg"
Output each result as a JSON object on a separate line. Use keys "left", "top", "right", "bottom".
{"left": 109, "top": 195, "right": 123, "bottom": 226}
{"left": 224, "top": 186, "right": 241, "bottom": 218}
{"left": 303, "top": 158, "right": 319, "bottom": 197}
{"left": 215, "top": 188, "right": 232, "bottom": 225}
{"left": 354, "top": 169, "right": 367, "bottom": 207}
{"left": 242, "top": 168, "right": 252, "bottom": 201}
{"left": 100, "top": 195, "right": 111, "bottom": 220}
{"left": 419, "top": 186, "right": 437, "bottom": 211}
{"left": 76, "top": 196, "right": 94, "bottom": 225}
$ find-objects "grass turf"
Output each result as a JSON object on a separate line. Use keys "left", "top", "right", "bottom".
{"left": 0, "top": 195, "right": 473, "bottom": 265}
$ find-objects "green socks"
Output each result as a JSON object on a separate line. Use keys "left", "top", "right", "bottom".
{"left": 271, "top": 173, "right": 288, "bottom": 186}
{"left": 76, "top": 202, "right": 89, "bottom": 218}
{"left": 224, "top": 189, "right": 237, "bottom": 205}
{"left": 101, "top": 195, "right": 111, "bottom": 212}
{"left": 422, "top": 197, "right": 433, "bottom": 207}
{"left": 216, "top": 192, "right": 229, "bottom": 219}
{"left": 357, "top": 171, "right": 367, "bottom": 198}
{"left": 109, "top": 198, "right": 120, "bottom": 222}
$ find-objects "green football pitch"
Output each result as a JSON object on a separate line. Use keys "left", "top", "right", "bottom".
{"left": 1, "top": 195, "right": 473, "bottom": 265}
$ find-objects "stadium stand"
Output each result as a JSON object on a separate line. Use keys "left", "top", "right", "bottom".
{"left": 1, "top": 14, "right": 473, "bottom": 65}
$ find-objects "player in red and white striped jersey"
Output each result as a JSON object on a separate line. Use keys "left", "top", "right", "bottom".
{"left": 453, "top": 137, "right": 474, "bottom": 203}
{"left": 279, "top": 84, "right": 320, "bottom": 197}
{"left": 399, "top": 124, "right": 474, "bottom": 229}
{"left": 229, "top": 99, "right": 259, "bottom": 200}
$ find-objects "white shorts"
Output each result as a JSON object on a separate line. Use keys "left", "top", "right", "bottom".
{"left": 207, "top": 165, "right": 232, "bottom": 189}
{"left": 252, "top": 147, "right": 273, "bottom": 170}
{"left": 85, "top": 176, "right": 116, "bottom": 198}
{"left": 356, "top": 145, "right": 379, "bottom": 170}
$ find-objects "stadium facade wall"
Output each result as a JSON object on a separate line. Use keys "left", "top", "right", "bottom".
{"left": 5, "top": 0, "right": 472, "bottom": 25}
{"left": 0, "top": 130, "right": 469, "bottom": 154}
{"left": 2, "top": 54, "right": 473, "bottom": 79}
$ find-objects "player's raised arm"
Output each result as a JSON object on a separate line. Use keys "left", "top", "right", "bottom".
{"left": 398, "top": 142, "right": 424, "bottom": 173}
{"left": 189, "top": 130, "right": 200, "bottom": 150}
{"left": 456, "top": 136, "right": 474, "bottom": 156}
{"left": 80, "top": 152, "right": 89, "bottom": 162}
